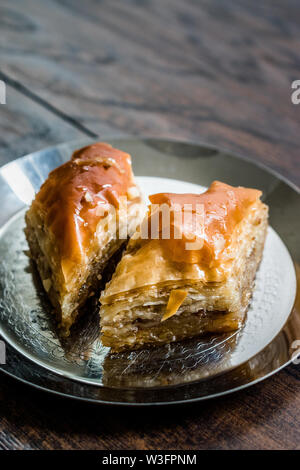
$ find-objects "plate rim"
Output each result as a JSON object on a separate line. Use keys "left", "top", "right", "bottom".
{"left": 0, "top": 135, "right": 299, "bottom": 195}
{"left": 0, "top": 352, "right": 294, "bottom": 407}
{"left": 0, "top": 136, "right": 299, "bottom": 405}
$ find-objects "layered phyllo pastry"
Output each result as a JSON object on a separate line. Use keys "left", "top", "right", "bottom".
{"left": 100, "top": 181, "right": 268, "bottom": 351}
{"left": 25, "top": 142, "right": 145, "bottom": 334}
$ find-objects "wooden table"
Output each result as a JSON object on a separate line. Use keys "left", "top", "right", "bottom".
{"left": 0, "top": 0, "right": 299, "bottom": 450}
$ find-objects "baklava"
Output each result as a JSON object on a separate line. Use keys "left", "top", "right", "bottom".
{"left": 25, "top": 142, "right": 145, "bottom": 334}
{"left": 100, "top": 181, "right": 268, "bottom": 351}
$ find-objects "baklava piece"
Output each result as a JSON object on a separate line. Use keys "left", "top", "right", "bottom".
{"left": 100, "top": 181, "right": 268, "bottom": 351}
{"left": 25, "top": 142, "right": 145, "bottom": 334}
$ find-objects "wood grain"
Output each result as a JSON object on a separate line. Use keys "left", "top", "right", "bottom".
{"left": 0, "top": 0, "right": 299, "bottom": 451}
{"left": 0, "top": 0, "right": 300, "bottom": 183}
{"left": 0, "top": 83, "right": 85, "bottom": 167}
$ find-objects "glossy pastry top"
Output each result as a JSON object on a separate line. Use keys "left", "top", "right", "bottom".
{"left": 101, "top": 181, "right": 267, "bottom": 300}
{"left": 32, "top": 142, "right": 137, "bottom": 264}
{"left": 148, "top": 181, "right": 262, "bottom": 266}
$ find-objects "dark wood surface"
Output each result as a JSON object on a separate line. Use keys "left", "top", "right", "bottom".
{"left": 0, "top": 0, "right": 299, "bottom": 450}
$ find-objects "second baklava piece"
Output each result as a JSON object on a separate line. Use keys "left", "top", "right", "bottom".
{"left": 25, "top": 142, "right": 145, "bottom": 334}
{"left": 100, "top": 181, "right": 268, "bottom": 351}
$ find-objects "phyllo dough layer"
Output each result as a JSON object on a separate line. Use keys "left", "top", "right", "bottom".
{"left": 100, "top": 181, "right": 268, "bottom": 351}
{"left": 25, "top": 142, "right": 145, "bottom": 334}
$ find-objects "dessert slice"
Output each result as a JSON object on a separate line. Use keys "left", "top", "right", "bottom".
{"left": 25, "top": 142, "right": 145, "bottom": 334}
{"left": 100, "top": 181, "right": 268, "bottom": 352}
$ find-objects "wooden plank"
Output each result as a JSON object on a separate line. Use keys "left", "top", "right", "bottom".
{"left": 0, "top": 0, "right": 299, "bottom": 452}
{"left": 0, "top": 0, "right": 299, "bottom": 183}
{"left": 0, "top": 83, "right": 87, "bottom": 166}
{"left": 0, "top": 365, "right": 300, "bottom": 450}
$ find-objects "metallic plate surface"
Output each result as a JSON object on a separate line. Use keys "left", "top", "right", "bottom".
{"left": 0, "top": 138, "right": 299, "bottom": 405}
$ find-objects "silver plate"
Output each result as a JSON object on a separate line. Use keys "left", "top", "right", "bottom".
{"left": 0, "top": 137, "right": 299, "bottom": 405}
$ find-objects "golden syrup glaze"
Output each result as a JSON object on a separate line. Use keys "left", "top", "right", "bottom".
{"left": 161, "top": 289, "right": 188, "bottom": 322}
{"left": 101, "top": 181, "right": 266, "bottom": 301}
{"left": 32, "top": 142, "right": 136, "bottom": 265}
{"left": 148, "top": 181, "right": 262, "bottom": 267}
